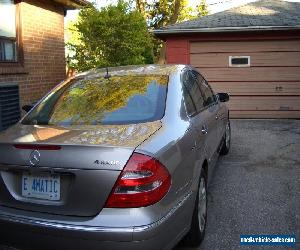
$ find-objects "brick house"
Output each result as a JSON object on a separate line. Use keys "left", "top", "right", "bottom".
{"left": 0, "top": 0, "right": 87, "bottom": 131}
{"left": 154, "top": 0, "right": 300, "bottom": 118}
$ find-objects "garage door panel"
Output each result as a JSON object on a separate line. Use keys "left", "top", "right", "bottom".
{"left": 228, "top": 96, "right": 300, "bottom": 111}
{"left": 190, "top": 40, "right": 300, "bottom": 53}
{"left": 191, "top": 52, "right": 300, "bottom": 67}
{"left": 197, "top": 67, "right": 300, "bottom": 81}
{"left": 230, "top": 110, "right": 300, "bottom": 119}
{"left": 210, "top": 82, "right": 300, "bottom": 96}
{"left": 190, "top": 40, "right": 300, "bottom": 118}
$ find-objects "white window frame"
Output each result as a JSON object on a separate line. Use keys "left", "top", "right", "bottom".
{"left": 229, "top": 56, "right": 250, "bottom": 67}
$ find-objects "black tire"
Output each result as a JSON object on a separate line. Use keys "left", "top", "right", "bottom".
{"left": 183, "top": 169, "right": 207, "bottom": 247}
{"left": 220, "top": 119, "right": 231, "bottom": 155}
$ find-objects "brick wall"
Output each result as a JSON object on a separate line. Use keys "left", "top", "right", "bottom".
{"left": 0, "top": 0, "right": 66, "bottom": 107}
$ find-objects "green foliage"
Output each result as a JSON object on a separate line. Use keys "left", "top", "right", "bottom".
{"left": 66, "top": 0, "right": 209, "bottom": 68}
{"left": 196, "top": 0, "right": 209, "bottom": 17}
{"left": 67, "top": 1, "right": 153, "bottom": 72}
{"left": 137, "top": 0, "right": 209, "bottom": 28}
{"left": 49, "top": 75, "right": 168, "bottom": 124}
{"left": 135, "top": 0, "right": 209, "bottom": 61}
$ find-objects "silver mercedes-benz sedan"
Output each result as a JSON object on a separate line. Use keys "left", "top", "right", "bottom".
{"left": 0, "top": 65, "right": 230, "bottom": 250}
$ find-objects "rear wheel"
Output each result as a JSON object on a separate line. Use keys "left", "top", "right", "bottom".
{"left": 183, "top": 169, "right": 207, "bottom": 246}
{"left": 220, "top": 120, "right": 231, "bottom": 155}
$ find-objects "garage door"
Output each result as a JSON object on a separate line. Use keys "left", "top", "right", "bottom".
{"left": 190, "top": 40, "right": 300, "bottom": 118}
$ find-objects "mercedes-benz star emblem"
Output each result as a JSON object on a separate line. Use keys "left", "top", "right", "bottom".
{"left": 29, "top": 150, "right": 41, "bottom": 166}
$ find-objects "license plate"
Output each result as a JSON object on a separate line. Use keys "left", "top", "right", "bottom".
{"left": 22, "top": 173, "right": 61, "bottom": 201}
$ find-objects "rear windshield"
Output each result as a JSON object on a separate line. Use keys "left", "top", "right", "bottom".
{"left": 22, "top": 74, "right": 168, "bottom": 125}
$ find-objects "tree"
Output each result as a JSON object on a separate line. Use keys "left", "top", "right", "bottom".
{"left": 135, "top": 0, "right": 209, "bottom": 62}
{"left": 196, "top": 0, "right": 209, "bottom": 17}
{"left": 66, "top": 1, "right": 153, "bottom": 72}
{"left": 136, "top": 0, "right": 208, "bottom": 28}
{"left": 66, "top": 0, "right": 209, "bottom": 69}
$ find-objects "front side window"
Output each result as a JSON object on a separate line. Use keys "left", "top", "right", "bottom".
{"left": 0, "top": 0, "right": 17, "bottom": 62}
{"left": 22, "top": 74, "right": 168, "bottom": 125}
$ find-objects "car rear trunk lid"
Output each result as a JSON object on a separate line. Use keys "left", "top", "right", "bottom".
{"left": 0, "top": 121, "right": 161, "bottom": 216}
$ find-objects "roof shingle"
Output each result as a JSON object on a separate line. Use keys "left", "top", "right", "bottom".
{"left": 154, "top": 0, "right": 300, "bottom": 34}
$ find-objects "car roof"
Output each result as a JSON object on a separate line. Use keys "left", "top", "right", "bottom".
{"left": 76, "top": 64, "right": 186, "bottom": 79}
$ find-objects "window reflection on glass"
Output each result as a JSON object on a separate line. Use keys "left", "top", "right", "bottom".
{"left": 0, "top": 0, "right": 17, "bottom": 62}
{"left": 199, "top": 79, "right": 215, "bottom": 107}
{"left": 22, "top": 75, "right": 169, "bottom": 126}
{"left": 0, "top": 0, "right": 16, "bottom": 38}
{"left": 4, "top": 41, "right": 16, "bottom": 60}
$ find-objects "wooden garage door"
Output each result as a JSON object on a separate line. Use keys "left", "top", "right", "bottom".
{"left": 190, "top": 40, "right": 300, "bottom": 118}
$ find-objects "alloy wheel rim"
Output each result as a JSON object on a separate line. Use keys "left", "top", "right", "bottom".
{"left": 198, "top": 177, "right": 207, "bottom": 233}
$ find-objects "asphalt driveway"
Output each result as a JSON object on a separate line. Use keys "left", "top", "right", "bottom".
{"left": 177, "top": 119, "right": 300, "bottom": 250}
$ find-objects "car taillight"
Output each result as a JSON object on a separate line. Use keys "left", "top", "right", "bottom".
{"left": 105, "top": 153, "right": 171, "bottom": 208}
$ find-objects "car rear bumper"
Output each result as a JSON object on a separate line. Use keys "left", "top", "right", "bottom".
{"left": 0, "top": 192, "right": 194, "bottom": 250}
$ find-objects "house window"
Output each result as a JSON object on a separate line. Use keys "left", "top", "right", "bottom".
{"left": 229, "top": 56, "right": 250, "bottom": 67}
{"left": 0, "top": 0, "right": 17, "bottom": 62}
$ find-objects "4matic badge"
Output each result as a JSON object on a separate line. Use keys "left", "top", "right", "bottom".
{"left": 94, "top": 160, "right": 120, "bottom": 166}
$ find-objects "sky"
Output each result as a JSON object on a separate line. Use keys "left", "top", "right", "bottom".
{"left": 65, "top": 0, "right": 300, "bottom": 22}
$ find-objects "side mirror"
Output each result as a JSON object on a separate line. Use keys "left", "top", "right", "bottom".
{"left": 217, "top": 93, "right": 230, "bottom": 102}
{"left": 22, "top": 104, "right": 34, "bottom": 113}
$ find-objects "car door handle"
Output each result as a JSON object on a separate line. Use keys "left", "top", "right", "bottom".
{"left": 201, "top": 125, "right": 208, "bottom": 135}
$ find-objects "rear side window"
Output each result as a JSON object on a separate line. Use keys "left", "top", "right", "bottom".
{"left": 194, "top": 71, "right": 216, "bottom": 107}
{"left": 22, "top": 75, "right": 168, "bottom": 125}
{"left": 182, "top": 70, "right": 204, "bottom": 114}
{"left": 182, "top": 85, "right": 196, "bottom": 116}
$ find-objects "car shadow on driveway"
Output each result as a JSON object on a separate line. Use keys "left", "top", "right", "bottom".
{"left": 175, "top": 119, "right": 300, "bottom": 250}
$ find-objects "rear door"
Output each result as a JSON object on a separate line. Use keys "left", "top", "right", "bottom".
{"left": 193, "top": 71, "right": 222, "bottom": 155}
{"left": 181, "top": 70, "right": 208, "bottom": 161}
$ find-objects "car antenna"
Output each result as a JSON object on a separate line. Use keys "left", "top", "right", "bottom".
{"left": 104, "top": 67, "right": 111, "bottom": 79}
